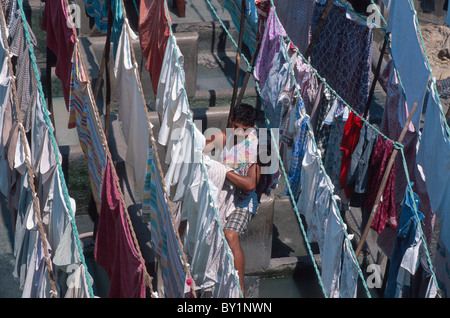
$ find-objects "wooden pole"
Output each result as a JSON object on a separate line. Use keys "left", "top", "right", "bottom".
{"left": 236, "top": 41, "right": 261, "bottom": 108}
{"left": 228, "top": 0, "right": 246, "bottom": 127}
{"left": 363, "top": 36, "right": 388, "bottom": 119}
{"left": 304, "top": 0, "right": 334, "bottom": 59}
{"left": 355, "top": 102, "right": 419, "bottom": 258}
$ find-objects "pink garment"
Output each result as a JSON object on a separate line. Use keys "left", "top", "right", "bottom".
{"left": 376, "top": 60, "right": 434, "bottom": 257}
{"left": 94, "top": 160, "right": 146, "bottom": 298}
{"left": 138, "top": 0, "right": 170, "bottom": 94}
{"left": 41, "top": 0, "right": 75, "bottom": 108}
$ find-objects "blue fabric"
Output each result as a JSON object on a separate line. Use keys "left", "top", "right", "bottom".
{"left": 284, "top": 103, "right": 309, "bottom": 198}
{"left": 384, "top": 184, "right": 424, "bottom": 298}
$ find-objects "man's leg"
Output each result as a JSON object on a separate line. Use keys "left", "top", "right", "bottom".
{"left": 224, "top": 229, "right": 245, "bottom": 297}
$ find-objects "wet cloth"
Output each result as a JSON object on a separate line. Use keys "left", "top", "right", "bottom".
{"left": 68, "top": 43, "right": 107, "bottom": 212}
{"left": 384, "top": 186, "right": 424, "bottom": 298}
{"left": 114, "top": 21, "right": 150, "bottom": 195}
{"left": 387, "top": 0, "right": 430, "bottom": 130}
{"left": 41, "top": 0, "right": 75, "bottom": 108}
{"left": 366, "top": 136, "right": 397, "bottom": 234}
{"left": 339, "top": 111, "right": 363, "bottom": 199}
{"left": 310, "top": 2, "right": 373, "bottom": 114}
{"left": 417, "top": 85, "right": 450, "bottom": 252}
{"left": 142, "top": 146, "right": 186, "bottom": 298}
{"left": 8, "top": 8, "right": 38, "bottom": 132}
{"left": 83, "top": 0, "right": 124, "bottom": 57}
{"left": 254, "top": 6, "right": 286, "bottom": 90}
{"left": 95, "top": 160, "right": 146, "bottom": 298}
{"left": 138, "top": 0, "right": 170, "bottom": 94}
{"left": 346, "top": 123, "right": 377, "bottom": 194}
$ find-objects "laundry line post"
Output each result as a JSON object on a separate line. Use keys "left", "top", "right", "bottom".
{"left": 363, "top": 35, "right": 389, "bottom": 119}
{"left": 236, "top": 41, "right": 260, "bottom": 108}
{"left": 354, "top": 101, "right": 419, "bottom": 258}
{"left": 228, "top": 0, "right": 246, "bottom": 127}
{"left": 304, "top": 0, "right": 334, "bottom": 59}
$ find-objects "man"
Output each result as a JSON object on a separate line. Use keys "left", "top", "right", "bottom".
{"left": 204, "top": 103, "right": 261, "bottom": 297}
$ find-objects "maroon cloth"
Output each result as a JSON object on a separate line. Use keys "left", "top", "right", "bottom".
{"left": 138, "top": 0, "right": 170, "bottom": 94}
{"left": 94, "top": 161, "right": 146, "bottom": 298}
{"left": 41, "top": 0, "right": 75, "bottom": 108}
{"left": 339, "top": 111, "right": 363, "bottom": 198}
{"left": 365, "top": 136, "right": 397, "bottom": 234}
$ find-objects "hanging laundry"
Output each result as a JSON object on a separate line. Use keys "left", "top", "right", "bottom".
{"left": 41, "top": 0, "right": 75, "bottom": 108}
{"left": 272, "top": 0, "right": 315, "bottom": 55}
{"left": 284, "top": 109, "right": 309, "bottom": 199}
{"left": 434, "top": 237, "right": 450, "bottom": 298}
{"left": 254, "top": 6, "right": 286, "bottom": 90}
{"left": 340, "top": 237, "right": 358, "bottom": 298}
{"left": 94, "top": 160, "right": 146, "bottom": 298}
{"left": 142, "top": 146, "right": 187, "bottom": 298}
{"left": 384, "top": 185, "right": 424, "bottom": 298}
{"left": 138, "top": 0, "right": 170, "bottom": 94}
{"left": 339, "top": 111, "right": 363, "bottom": 199}
{"left": 8, "top": 7, "right": 38, "bottom": 132}
{"left": 114, "top": 20, "right": 150, "bottom": 195}
{"left": 310, "top": 2, "right": 373, "bottom": 114}
{"left": 254, "top": 0, "right": 271, "bottom": 43}
{"left": 365, "top": 136, "right": 397, "bottom": 234}
{"left": 223, "top": 0, "right": 259, "bottom": 55}
{"left": 376, "top": 60, "right": 433, "bottom": 259}
{"left": 68, "top": 43, "right": 107, "bottom": 212}
{"left": 417, "top": 84, "right": 450, "bottom": 253}
{"left": 83, "top": 0, "right": 124, "bottom": 58}
{"left": 387, "top": 0, "right": 430, "bottom": 130}
{"left": 345, "top": 122, "right": 377, "bottom": 195}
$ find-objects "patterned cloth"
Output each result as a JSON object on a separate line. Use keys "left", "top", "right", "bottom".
{"left": 142, "top": 146, "right": 187, "bottom": 298}
{"left": 223, "top": 206, "right": 253, "bottom": 236}
{"left": 68, "top": 43, "right": 107, "bottom": 212}
{"left": 310, "top": 2, "right": 373, "bottom": 114}
{"left": 365, "top": 136, "right": 397, "bottom": 234}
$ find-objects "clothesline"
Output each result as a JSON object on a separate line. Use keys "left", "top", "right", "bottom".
{"left": 0, "top": 6, "right": 59, "bottom": 297}
{"left": 219, "top": 0, "right": 443, "bottom": 297}
{"left": 14, "top": 0, "right": 96, "bottom": 297}
{"left": 161, "top": 0, "right": 244, "bottom": 298}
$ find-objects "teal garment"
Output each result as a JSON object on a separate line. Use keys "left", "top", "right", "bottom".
{"left": 83, "top": 0, "right": 124, "bottom": 58}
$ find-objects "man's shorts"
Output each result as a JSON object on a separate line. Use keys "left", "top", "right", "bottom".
{"left": 223, "top": 207, "right": 253, "bottom": 236}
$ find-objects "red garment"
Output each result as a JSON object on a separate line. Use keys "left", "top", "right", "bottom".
{"left": 41, "top": 0, "right": 75, "bottom": 108}
{"left": 138, "top": 0, "right": 170, "bottom": 94}
{"left": 94, "top": 161, "right": 146, "bottom": 298}
{"left": 339, "top": 111, "right": 363, "bottom": 198}
{"left": 365, "top": 136, "right": 397, "bottom": 234}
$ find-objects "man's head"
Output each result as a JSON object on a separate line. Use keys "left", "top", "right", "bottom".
{"left": 230, "top": 103, "right": 258, "bottom": 129}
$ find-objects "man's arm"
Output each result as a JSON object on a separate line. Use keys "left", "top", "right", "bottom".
{"left": 226, "top": 163, "right": 260, "bottom": 193}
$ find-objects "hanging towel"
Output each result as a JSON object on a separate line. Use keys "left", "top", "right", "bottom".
{"left": 41, "top": 0, "right": 75, "bottom": 109}
{"left": 310, "top": 2, "right": 373, "bottom": 114}
{"left": 142, "top": 146, "right": 187, "bottom": 298}
{"left": 138, "top": 0, "right": 170, "bottom": 94}
{"left": 387, "top": 0, "right": 430, "bottom": 130}
{"left": 114, "top": 20, "right": 150, "bottom": 195}
{"left": 95, "top": 160, "right": 146, "bottom": 298}
{"left": 68, "top": 43, "right": 107, "bottom": 212}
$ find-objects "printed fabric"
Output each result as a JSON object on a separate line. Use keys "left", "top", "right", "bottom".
{"left": 68, "top": 43, "right": 107, "bottom": 212}
{"left": 310, "top": 2, "right": 372, "bottom": 114}
{"left": 142, "top": 146, "right": 187, "bottom": 298}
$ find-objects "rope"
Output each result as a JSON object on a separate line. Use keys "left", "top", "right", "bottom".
{"left": 61, "top": 0, "right": 156, "bottom": 295}
{"left": 15, "top": 0, "right": 95, "bottom": 298}
{"left": 0, "top": 5, "right": 59, "bottom": 298}
{"left": 399, "top": 148, "right": 441, "bottom": 297}
{"left": 118, "top": 0, "right": 197, "bottom": 297}
{"left": 163, "top": 0, "right": 244, "bottom": 298}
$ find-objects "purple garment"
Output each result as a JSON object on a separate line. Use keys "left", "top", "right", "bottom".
{"left": 254, "top": 6, "right": 286, "bottom": 89}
